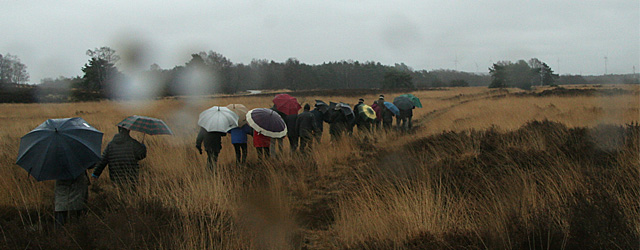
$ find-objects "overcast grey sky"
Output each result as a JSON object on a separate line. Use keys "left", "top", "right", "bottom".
{"left": 2, "top": 0, "right": 638, "bottom": 83}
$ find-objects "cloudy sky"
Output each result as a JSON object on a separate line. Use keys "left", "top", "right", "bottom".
{"left": 2, "top": 0, "right": 638, "bottom": 83}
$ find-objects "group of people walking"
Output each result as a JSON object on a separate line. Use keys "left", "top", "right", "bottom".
{"left": 196, "top": 94, "right": 417, "bottom": 169}
{"left": 25, "top": 93, "right": 417, "bottom": 228}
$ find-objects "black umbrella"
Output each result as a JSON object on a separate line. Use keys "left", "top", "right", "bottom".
{"left": 393, "top": 96, "right": 415, "bottom": 110}
{"left": 328, "top": 102, "right": 355, "bottom": 123}
{"left": 315, "top": 100, "right": 330, "bottom": 113}
{"left": 16, "top": 117, "right": 103, "bottom": 181}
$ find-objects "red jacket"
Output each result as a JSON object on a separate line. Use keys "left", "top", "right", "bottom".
{"left": 371, "top": 103, "right": 382, "bottom": 121}
{"left": 253, "top": 131, "right": 271, "bottom": 147}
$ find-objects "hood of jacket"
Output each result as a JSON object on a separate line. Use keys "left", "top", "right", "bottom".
{"left": 112, "top": 133, "right": 129, "bottom": 144}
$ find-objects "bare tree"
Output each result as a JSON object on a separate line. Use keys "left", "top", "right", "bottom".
{"left": 0, "top": 53, "right": 29, "bottom": 85}
{"left": 86, "top": 47, "right": 120, "bottom": 65}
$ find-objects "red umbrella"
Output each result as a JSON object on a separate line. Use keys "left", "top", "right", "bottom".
{"left": 273, "top": 94, "right": 301, "bottom": 115}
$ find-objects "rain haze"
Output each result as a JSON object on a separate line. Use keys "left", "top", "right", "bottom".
{"left": 2, "top": 0, "right": 638, "bottom": 83}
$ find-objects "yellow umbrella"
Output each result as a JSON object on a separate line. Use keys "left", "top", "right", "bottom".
{"left": 226, "top": 104, "right": 249, "bottom": 127}
{"left": 358, "top": 104, "right": 377, "bottom": 120}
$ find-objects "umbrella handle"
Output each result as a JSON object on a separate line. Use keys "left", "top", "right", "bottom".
{"left": 142, "top": 134, "right": 146, "bottom": 144}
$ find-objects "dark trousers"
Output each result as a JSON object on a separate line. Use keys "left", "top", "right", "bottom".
{"left": 288, "top": 136, "right": 299, "bottom": 152}
{"left": 55, "top": 210, "right": 85, "bottom": 229}
{"left": 383, "top": 121, "right": 392, "bottom": 130}
{"left": 356, "top": 122, "right": 371, "bottom": 132}
{"left": 233, "top": 143, "right": 248, "bottom": 164}
{"left": 314, "top": 131, "right": 323, "bottom": 143}
{"left": 206, "top": 150, "right": 220, "bottom": 171}
{"left": 299, "top": 136, "right": 313, "bottom": 152}
{"left": 256, "top": 147, "right": 270, "bottom": 159}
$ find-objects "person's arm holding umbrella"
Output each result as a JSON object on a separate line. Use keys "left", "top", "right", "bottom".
{"left": 133, "top": 138, "right": 147, "bottom": 161}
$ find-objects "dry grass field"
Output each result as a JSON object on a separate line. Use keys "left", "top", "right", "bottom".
{"left": 0, "top": 85, "right": 638, "bottom": 249}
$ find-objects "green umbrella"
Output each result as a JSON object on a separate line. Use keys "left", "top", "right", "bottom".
{"left": 399, "top": 94, "right": 422, "bottom": 108}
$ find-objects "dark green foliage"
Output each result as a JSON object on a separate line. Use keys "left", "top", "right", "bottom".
{"left": 0, "top": 84, "right": 36, "bottom": 102}
{"left": 489, "top": 58, "right": 558, "bottom": 89}
{"left": 449, "top": 79, "right": 469, "bottom": 87}
{"left": 80, "top": 57, "right": 122, "bottom": 98}
{"left": 382, "top": 70, "right": 414, "bottom": 89}
{"left": 556, "top": 74, "right": 589, "bottom": 85}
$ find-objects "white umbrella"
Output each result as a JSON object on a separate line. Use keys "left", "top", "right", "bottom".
{"left": 198, "top": 106, "right": 239, "bottom": 132}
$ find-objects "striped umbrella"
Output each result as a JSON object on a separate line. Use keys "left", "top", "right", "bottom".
{"left": 117, "top": 115, "right": 173, "bottom": 135}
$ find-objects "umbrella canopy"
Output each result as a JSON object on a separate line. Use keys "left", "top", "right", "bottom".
{"left": 383, "top": 101, "right": 400, "bottom": 116}
{"left": 314, "top": 100, "right": 330, "bottom": 113}
{"left": 226, "top": 104, "right": 249, "bottom": 127}
{"left": 273, "top": 94, "right": 302, "bottom": 115}
{"left": 16, "top": 117, "right": 103, "bottom": 181}
{"left": 393, "top": 96, "right": 415, "bottom": 110}
{"left": 198, "top": 106, "right": 239, "bottom": 132}
{"left": 117, "top": 115, "right": 173, "bottom": 135}
{"left": 399, "top": 94, "right": 422, "bottom": 108}
{"left": 337, "top": 103, "right": 355, "bottom": 119}
{"left": 246, "top": 108, "right": 287, "bottom": 138}
{"left": 327, "top": 102, "right": 355, "bottom": 123}
{"left": 357, "top": 104, "right": 377, "bottom": 120}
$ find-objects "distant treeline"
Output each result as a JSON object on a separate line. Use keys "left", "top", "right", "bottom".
{"left": 0, "top": 48, "right": 638, "bottom": 103}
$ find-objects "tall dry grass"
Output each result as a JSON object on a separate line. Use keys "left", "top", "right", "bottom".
{"left": 0, "top": 85, "right": 638, "bottom": 249}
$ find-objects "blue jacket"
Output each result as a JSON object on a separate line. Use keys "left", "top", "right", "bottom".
{"left": 228, "top": 124, "right": 253, "bottom": 144}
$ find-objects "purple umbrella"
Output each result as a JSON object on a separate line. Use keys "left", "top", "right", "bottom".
{"left": 246, "top": 108, "right": 287, "bottom": 138}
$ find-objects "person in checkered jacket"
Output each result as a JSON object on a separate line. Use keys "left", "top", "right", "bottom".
{"left": 92, "top": 126, "right": 147, "bottom": 189}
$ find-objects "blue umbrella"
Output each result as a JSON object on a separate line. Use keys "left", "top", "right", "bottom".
{"left": 246, "top": 108, "right": 287, "bottom": 138}
{"left": 383, "top": 101, "right": 400, "bottom": 116}
{"left": 16, "top": 117, "right": 103, "bottom": 181}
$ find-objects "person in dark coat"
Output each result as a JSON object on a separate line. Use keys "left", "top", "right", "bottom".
{"left": 381, "top": 104, "right": 394, "bottom": 130}
{"left": 310, "top": 104, "right": 325, "bottom": 143}
{"left": 270, "top": 106, "right": 287, "bottom": 158}
{"left": 329, "top": 105, "right": 349, "bottom": 141}
{"left": 353, "top": 98, "right": 371, "bottom": 132}
{"left": 195, "top": 127, "right": 226, "bottom": 171}
{"left": 92, "top": 126, "right": 147, "bottom": 189}
{"left": 55, "top": 171, "right": 89, "bottom": 228}
{"left": 397, "top": 107, "right": 414, "bottom": 131}
{"left": 228, "top": 124, "right": 253, "bottom": 164}
{"left": 295, "top": 104, "right": 318, "bottom": 152}
{"left": 284, "top": 113, "right": 299, "bottom": 152}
